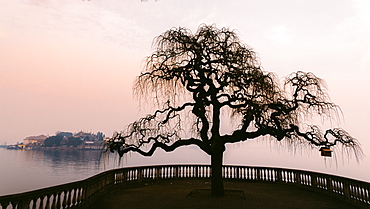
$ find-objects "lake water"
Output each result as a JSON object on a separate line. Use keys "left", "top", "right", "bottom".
{"left": 0, "top": 146, "right": 210, "bottom": 196}
{"left": 1, "top": 141, "right": 369, "bottom": 196}
{"left": 0, "top": 148, "right": 119, "bottom": 195}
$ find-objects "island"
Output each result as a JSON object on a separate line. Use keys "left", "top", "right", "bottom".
{"left": 5, "top": 131, "right": 106, "bottom": 150}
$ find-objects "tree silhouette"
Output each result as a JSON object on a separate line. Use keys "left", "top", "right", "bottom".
{"left": 106, "top": 24, "right": 362, "bottom": 196}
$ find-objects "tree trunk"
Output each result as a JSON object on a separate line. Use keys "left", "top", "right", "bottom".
{"left": 211, "top": 150, "right": 224, "bottom": 196}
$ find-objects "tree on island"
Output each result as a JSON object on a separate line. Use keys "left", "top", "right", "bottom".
{"left": 106, "top": 24, "right": 362, "bottom": 196}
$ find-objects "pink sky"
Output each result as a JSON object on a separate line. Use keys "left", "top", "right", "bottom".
{"left": 1, "top": 0, "right": 369, "bottom": 181}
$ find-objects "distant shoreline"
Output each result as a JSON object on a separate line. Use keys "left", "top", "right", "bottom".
{"left": 2, "top": 145, "right": 104, "bottom": 151}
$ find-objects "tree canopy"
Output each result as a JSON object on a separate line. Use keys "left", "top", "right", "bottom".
{"left": 106, "top": 24, "right": 362, "bottom": 196}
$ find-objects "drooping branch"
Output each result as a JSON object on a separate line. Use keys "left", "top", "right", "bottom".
{"left": 107, "top": 24, "right": 362, "bottom": 163}
{"left": 107, "top": 136, "right": 210, "bottom": 157}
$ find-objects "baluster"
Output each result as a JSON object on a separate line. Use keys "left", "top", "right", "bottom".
{"left": 66, "top": 190, "right": 72, "bottom": 208}
{"left": 78, "top": 187, "right": 83, "bottom": 206}
{"left": 354, "top": 185, "right": 359, "bottom": 200}
{"left": 31, "top": 198, "right": 37, "bottom": 209}
{"left": 44, "top": 194, "right": 51, "bottom": 209}
{"left": 264, "top": 169, "right": 268, "bottom": 181}
{"left": 80, "top": 187, "right": 85, "bottom": 205}
{"left": 72, "top": 189, "right": 78, "bottom": 207}
{"left": 291, "top": 171, "right": 295, "bottom": 183}
{"left": 76, "top": 188, "right": 81, "bottom": 206}
{"left": 268, "top": 169, "right": 271, "bottom": 181}
{"left": 51, "top": 193, "right": 57, "bottom": 209}
{"left": 358, "top": 186, "right": 363, "bottom": 202}
{"left": 127, "top": 170, "right": 131, "bottom": 181}
{"left": 62, "top": 191, "right": 68, "bottom": 209}
{"left": 236, "top": 167, "right": 240, "bottom": 179}
{"left": 0, "top": 202, "right": 10, "bottom": 209}
{"left": 55, "top": 192, "right": 61, "bottom": 209}
{"left": 37, "top": 196, "right": 44, "bottom": 209}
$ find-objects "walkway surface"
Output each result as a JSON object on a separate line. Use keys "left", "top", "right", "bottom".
{"left": 86, "top": 179, "right": 363, "bottom": 209}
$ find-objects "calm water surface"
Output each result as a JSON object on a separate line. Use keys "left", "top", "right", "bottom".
{"left": 0, "top": 146, "right": 209, "bottom": 196}
{"left": 0, "top": 148, "right": 121, "bottom": 196}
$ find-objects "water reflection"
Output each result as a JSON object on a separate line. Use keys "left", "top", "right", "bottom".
{"left": 0, "top": 149, "right": 119, "bottom": 196}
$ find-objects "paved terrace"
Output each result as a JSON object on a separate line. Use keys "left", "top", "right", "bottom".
{"left": 86, "top": 179, "right": 364, "bottom": 209}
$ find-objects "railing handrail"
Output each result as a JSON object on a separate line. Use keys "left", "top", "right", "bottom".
{"left": 1, "top": 165, "right": 369, "bottom": 208}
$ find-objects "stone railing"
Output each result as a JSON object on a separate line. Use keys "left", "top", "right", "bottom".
{"left": 0, "top": 165, "right": 369, "bottom": 208}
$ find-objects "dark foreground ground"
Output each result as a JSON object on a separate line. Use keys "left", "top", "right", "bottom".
{"left": 86, "top": 179, "right": 364, "bottom": 209}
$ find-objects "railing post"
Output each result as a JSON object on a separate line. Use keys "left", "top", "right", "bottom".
{"left": 327, "top": 177, "right": 333, "bottom": 192}
{"left": 257, "top": 168, "right": 261, "bottom": 181}
{"left": 343, "top": 181, "right": 351, "bottom": 200}
{"left": 295, "top": 171, "right": 301, "bottom": 185}
{"left": 174, "top": 166, "right": 178, "bottom": 179}
{"left": 155, "top": 167, "right": 160, "bottom": 179}
{"left": 138, "top": 168, "right": 142, "bottom": 181}
{"left": 311, "top": 173, "right": 317, "bottom": 189}
{"left": 276, "top": 169, "right": 282, "bottom": 182}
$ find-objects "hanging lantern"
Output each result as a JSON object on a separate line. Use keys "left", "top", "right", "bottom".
{"left": 320, "top": 147, "right": 332, "bottom": 157}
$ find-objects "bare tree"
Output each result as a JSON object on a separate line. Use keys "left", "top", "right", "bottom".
{"left": 106, "top": 24, "right": 362, "bottom": 196}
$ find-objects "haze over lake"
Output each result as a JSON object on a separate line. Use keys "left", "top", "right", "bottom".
{"left": 1, "top": 139, "right": 368, "bottom": 196}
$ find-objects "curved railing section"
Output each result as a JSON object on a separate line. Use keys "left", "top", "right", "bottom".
{"left": 0, "top": 165, "right": 369, "bottom": 208}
